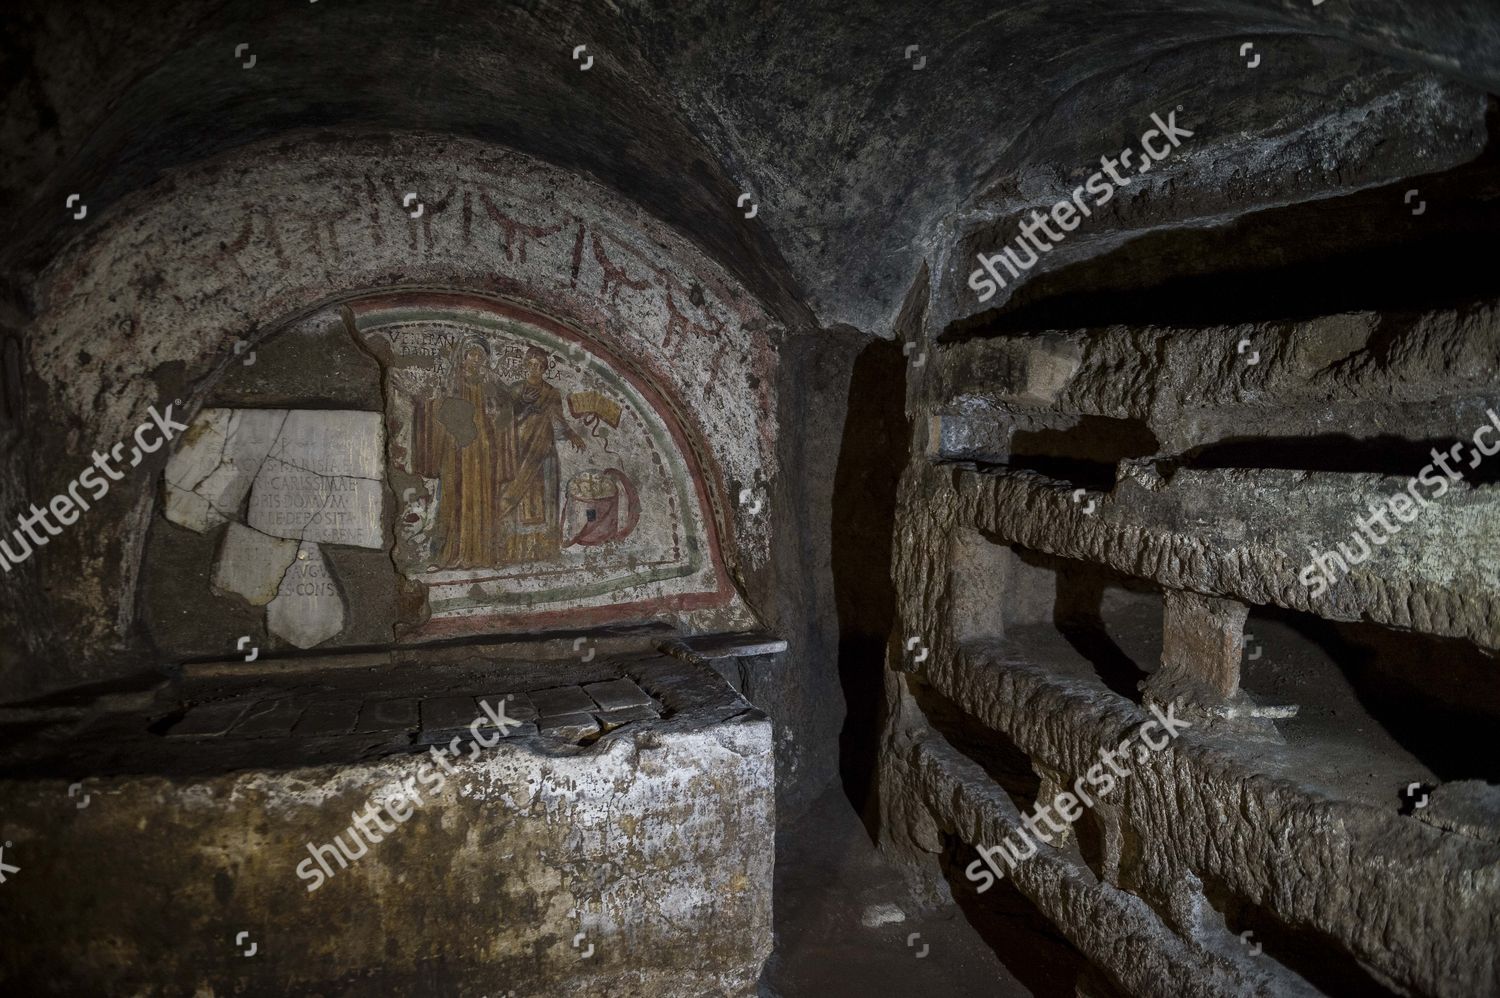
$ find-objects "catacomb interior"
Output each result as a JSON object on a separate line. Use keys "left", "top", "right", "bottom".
{"left": 1, "top": 1, "right": 1498, "bottom": 995}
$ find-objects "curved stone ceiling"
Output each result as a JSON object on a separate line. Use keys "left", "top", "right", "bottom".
{"left": 2, "top": 0, "right": 1496, "bottom": 332}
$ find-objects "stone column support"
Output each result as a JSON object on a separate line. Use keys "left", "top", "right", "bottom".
{"left": 1145, "top": 589, "right": 1249, "bottom": 705}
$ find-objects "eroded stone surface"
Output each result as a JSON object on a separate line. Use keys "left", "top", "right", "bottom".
{"left": 0, "top": 657, "right": 774, "bottom": 997}
{"left": 933, "top": 306, "right": 1500, "bottom": 456}
{"left": 1418, "top": 780, "right": 1500, "bottom": 844}
{"left": 901, "top": 646, "right": 1500, "bottom": 997}
{"left": 884, "top": 288, "right": 1500, "bottom": 996}
{"left": 1147, "top": 590, "right": 1249, "bottom": 704}
{"left": 945, "top": 464, "right": 1500, "bottom": 652}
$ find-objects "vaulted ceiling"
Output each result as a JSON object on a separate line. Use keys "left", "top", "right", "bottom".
{"left": 3, "top": 0, "right": 1497, "bottom": 334}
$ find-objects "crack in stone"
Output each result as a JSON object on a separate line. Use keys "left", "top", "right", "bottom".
{"left": 260, "top": 448, "right": 380, "bottom": 484}
{"left": 342, "top": 304, "right": 407, "bottom": 641}
{"left": 265, "top": 539, "right": 349, "bottom": 648}
{"left": 250, "top": 456, "right": 379, "bottom": 548}
{"left": 168, "top": 409, "right": 292, "bottom": 530}
{"left": 212, "top": 522, "right": 301, "bottom": 606}
{"left": 242, "top": 408, "right": 383, "bottom": 549}
{"left": 163, "top": 419, "right": 227, "bottom": 492}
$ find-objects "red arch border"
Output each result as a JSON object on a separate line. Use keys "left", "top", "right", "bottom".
{"left": 348, "top": 290, "right": 743, "bottom": 638}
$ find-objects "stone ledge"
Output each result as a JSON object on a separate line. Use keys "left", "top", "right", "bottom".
{"left": 903, "top": 731, "right": 1315, "bottom": 998}
{"left": 905, "top": 642, "right": 1500, "bottom": 997}
{"left": 0, "top": 655, "right": 774, "bottom": 996}
{"left": 0, "top": 650, "right": 757, "bottom": 779}
{"left": 951, "top": 464, "right": 1500, "bottom": 650}
{"left": 931, "top": 297, "right": 1500, "bottom": 456}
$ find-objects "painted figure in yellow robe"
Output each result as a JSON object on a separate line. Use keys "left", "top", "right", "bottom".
{"left": 497, "top": 346, "right": 585, "bottom": 563}
{"left": 432, "top": 343, "right": 514, "bottom": 568}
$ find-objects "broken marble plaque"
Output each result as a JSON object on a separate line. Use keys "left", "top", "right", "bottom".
{"left": 164, "top": 409, "right": 287, "bottom": 532}
{"left": 165, "top": 408, "right": 385, "bottom": 550}
{"left": 265, "top": 541, "right": 346, "bottom": 648}
{"left": 245, "top": 411, "right": 385, "bottom": 549}
{"left": 212, "top": 522, "right": 299, "bottom": 606}
{"left": 246, "top": 457, "right": 384, "bottom": 549}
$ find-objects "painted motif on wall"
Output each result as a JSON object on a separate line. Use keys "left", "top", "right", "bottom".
{"left": 413, "top": 341, "right": 588, "bottom": 568}
{"left": 354, "top": 299, "right": 736, "bottom": 633}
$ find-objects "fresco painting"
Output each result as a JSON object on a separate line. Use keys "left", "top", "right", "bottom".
{"left": 356, "top": 303, "right": 728, "bottom": 628}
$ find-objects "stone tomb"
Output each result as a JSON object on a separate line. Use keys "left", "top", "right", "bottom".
{"left": 0, "top": 651, "right": 774, "bottom": 997}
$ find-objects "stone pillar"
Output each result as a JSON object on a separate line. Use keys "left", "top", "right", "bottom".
{"left": 1145, "top": 589, "right": 1249, "bottom": 704}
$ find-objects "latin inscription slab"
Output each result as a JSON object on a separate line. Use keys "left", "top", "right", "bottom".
{"left": 266, "top": 542, "right": 346, "bottom": 649}
{"left": 244, "top": 411, "right": 385, "bottom": 549}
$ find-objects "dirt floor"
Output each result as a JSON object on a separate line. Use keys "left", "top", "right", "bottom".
{"left": 764, "top": 783, "right": 1088, "bottom": 998}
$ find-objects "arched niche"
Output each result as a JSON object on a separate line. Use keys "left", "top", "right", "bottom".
{"left": 147, "top": 291, "right": 756, "bottom": 653}
{"left": 8, "top": 134, "right": 779, "bottom": 691}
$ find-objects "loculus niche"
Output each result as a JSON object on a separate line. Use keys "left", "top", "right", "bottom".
{"left": 155, "top": 296, "right": 748, "bottom": 652}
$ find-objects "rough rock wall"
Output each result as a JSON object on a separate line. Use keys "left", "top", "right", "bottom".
{"left": 6, "top": 1, "right": 1500, "bottom": 335}
{"left": 880, "top": 291, "right": 1500, "bottom": 995}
